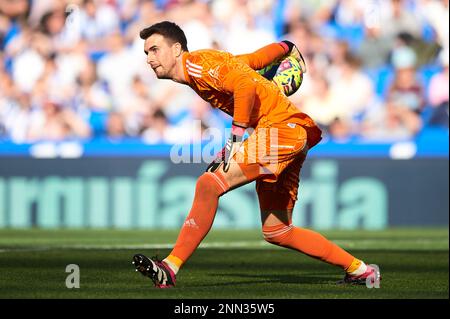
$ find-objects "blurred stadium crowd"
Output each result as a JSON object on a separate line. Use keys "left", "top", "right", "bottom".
{"left": 0, "top": 0, "right": 448, "bottom": 145}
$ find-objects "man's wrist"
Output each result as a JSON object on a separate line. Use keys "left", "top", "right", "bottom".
{"left": 280, "top": 40, "right": 295, "bottom": 53}
{"left": 230, "top": 124, "right": 245, "bottom": 143}
{"left": 231, "top": 122, "right": 247, "bottom": 136}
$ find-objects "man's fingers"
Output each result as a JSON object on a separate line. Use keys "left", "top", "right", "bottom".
{"left": 206, "top": 161, "right": 221, "bottom": 173}
{"left": 292, "top": 46, "right": 307, "bottom": 73}
{"left": 223, "top": 143, "right": 241, "bottom": 172}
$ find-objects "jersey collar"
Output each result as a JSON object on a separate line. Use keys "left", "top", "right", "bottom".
{"left": 181, "top": 52, "right": 191, "bottom": 85}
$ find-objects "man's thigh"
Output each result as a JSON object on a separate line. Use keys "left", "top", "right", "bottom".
{"left": 256, "top": 153, "right": 306, "bottom": 214}
{"left": 209, "top": 123, "right": 309, "bottom": 194}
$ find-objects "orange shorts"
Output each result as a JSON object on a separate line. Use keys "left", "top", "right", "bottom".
{"left": 234, "top": 120, "right": 322, "bottom": 211}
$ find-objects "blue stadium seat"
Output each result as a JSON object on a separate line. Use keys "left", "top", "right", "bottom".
{"left": 363, "top": 65, "right": 395, "bottom": 98}
{"left": 421, "top": 22, "right": 436, "bottom": 43}
{"left": 420, "top": 105, "right": 434, "bottom": 123}
{"left": 418, "top": 64, "right": 443, "bottom": 90}
{"left": 89, "top": 110, "right": 109, "bottom": 136}
{"left": 89, "top": 51, "right": 107, "bottom": 62}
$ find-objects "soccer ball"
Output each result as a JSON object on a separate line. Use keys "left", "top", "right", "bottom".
{"left": 258, "top": 56, "right": 304, "bottom": 96}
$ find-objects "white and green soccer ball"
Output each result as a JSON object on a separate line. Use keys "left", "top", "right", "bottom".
{"left": 258, "top": 56, "right": 304, "bottom": 96}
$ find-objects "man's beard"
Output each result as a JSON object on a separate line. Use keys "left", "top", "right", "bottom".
{"left": 156, "top": 73, "right": 172, "bottom": 80}
{"left": 153, "top": 66, "right": 172, "bottom": 80}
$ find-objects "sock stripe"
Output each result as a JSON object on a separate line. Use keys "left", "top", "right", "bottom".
{"left": 263, "top": 224, "right": 293, "bottom": 239}
{"left": 166, "top": 255, "right": 183, "bottom": 269}
{"left": 206, "top": 172, "right": 228, "bottom": 193}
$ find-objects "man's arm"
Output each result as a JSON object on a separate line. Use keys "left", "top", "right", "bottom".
{"left": 221, "top": 69, "right": 257, "bottom": 128}
{"left": 236, "top": 41, "right": 305, "bottom": 70}
{"left": 212, "top": 67, "right": 258, "bottom": 172}
{"left": 236, "top": 42, "right": 289, "bottom": 70}
{"left": 237, "top": 41, "right": 306, "bottom": 76}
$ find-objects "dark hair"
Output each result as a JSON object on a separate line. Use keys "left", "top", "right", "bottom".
{"left": 153, "top": 108, "right": 168, "bottom": 121}
{"left": 140, "top": 21, "right": 188, "bottom": 51}
{"left": 343, "top": 52, "right": 362, "bottom": 69}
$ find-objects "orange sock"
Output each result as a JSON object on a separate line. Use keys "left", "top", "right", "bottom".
{"left": 168, "top": 172, "right": 230, "bottom": 269}
{"left": 263, "top": 224, "right": 354, "bottom": 270}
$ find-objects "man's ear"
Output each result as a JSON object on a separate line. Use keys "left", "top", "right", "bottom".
{"left": 173, "top": 42, "right": 182, "bottom": 57}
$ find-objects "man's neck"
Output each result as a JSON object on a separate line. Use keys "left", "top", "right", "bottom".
{"left": 172, "top": 51, "right": 189, "bottom": 85}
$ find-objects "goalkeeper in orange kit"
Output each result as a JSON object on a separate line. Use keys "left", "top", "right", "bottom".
{"left": 132, "top": 21, "right": 380, "bottom": 288}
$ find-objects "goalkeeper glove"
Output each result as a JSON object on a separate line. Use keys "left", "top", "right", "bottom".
{"left": 206, "top": 124, "right": 245, "bottom": 173}
{"left": 281, "top": 40, "right": 307, "bottom": 74}
{"left": 206, "top": 147, "right": 224, "bottom": 173}
{"left": 223, "top": 124, "right": 245, "bottom": 172}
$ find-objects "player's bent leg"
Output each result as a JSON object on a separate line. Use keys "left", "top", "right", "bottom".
{"left": 261, "top": 217, "right": 355, "bottom": 269}
{"left": 167, "top": 162, "right": 259, "bottom": 265}
{"left": 261, "top": 214, "right": 380, "bottom": 284}
{"left": 134, "top": 171, "right": 229, "bottom": 288}
{"left": 256, "top": 150, "right": 381, "bottom": 285}
{"left": 167, "top": 171, "right": 231, "bottom": 266}
{"left": 258, "top": 185, "right": 378, "bottom": 284}
{"left": 133, "top": 161, "right": 259, "bottom": 288}
{"left": 261, "top": 209, "right": 381, "bottom": 285}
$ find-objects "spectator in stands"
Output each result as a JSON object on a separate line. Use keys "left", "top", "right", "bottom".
{"left": 141, "top": 108, "right": 172, "bottom": 144}
{"left": 327, "top": 52, "right": 375, "bottom": 124}
{"left": 298, "top": 74, "right": 337, "bottom": 128}
{"left": 97, "top": 31, "right": 140, "bottom": 111}
{"left": 379, "top": 0, "right": 422, "bottom": 45}
{"left": 428, "top": 49, "right": 449, "bottom": 107}
{"left": 393, "top": 31, "right": 440, "bottom": 68}
{"left": 428, "top": 49, "right": 449, "bottom": 128}
{"left": 106, "top": 111, "right": 127, "bottom": 139}
{"left": 78, "top": 0, "right": 121, "bottom": 46}
{"left": 27, "top": 98, "right": 91, "bottom": 142}
{"left": 74, "top": 58, "right": 111, "bottom": 112}
{"left": 360, "top": 101, "right": 423, "bottom": 141}
{"left": 0, "top": 67, "right": 33, "bottom": 143}
{"left": 418, "top": 0, "right": 449, "bottom": 53}
{"left": 361, "top": 46, "right": 424, "bottom": 140}
{"left": 387, "top": 46, "right": 425, "bottom": 113}
{"left": 0, "top": 0, "right": 448, "bottom": 145}
{"left": 141, "top": 106, "right": 209, "bottom": 145}
{"left": 358, "top": 25, "right": 391, "bottom": 69}
{"left": 327, "top": 117, "right": 355, "bottom": 142}
{"left": 0, "top": 0, "right": 30, "bottom": 25}
{"left": 10, "top": 30, "right": 50, "bottom": 93}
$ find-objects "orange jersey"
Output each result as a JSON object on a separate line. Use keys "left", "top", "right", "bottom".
{"left": 181, "top": 43, "right": 320, "bottom": 136}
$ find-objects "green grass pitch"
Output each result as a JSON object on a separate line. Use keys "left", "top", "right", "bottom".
{"left": 0, "top": 228, "right": 447, "bottom": 299}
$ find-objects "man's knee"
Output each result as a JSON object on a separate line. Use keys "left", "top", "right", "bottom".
{"left": 262, "top": 223, "right": 293, "bottom": 246}
{"left": 197, "top": 172, "right": 230, "bottom": 197}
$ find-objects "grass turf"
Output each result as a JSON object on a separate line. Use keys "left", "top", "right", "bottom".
{"left": 0, "top": 228, "right": 447, "bottom": 299}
